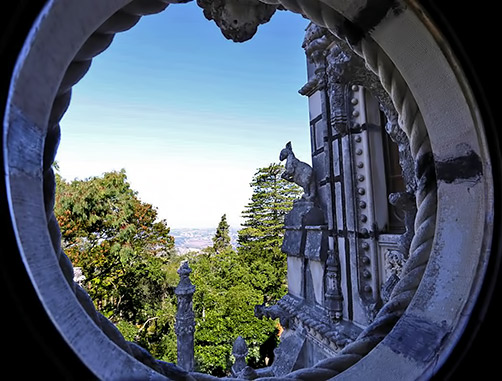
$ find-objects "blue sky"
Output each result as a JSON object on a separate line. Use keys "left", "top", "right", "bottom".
{"left": 58, "top": 2, "right": 311, "bottom": 229}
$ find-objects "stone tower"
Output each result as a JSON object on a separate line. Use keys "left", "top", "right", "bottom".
{"left": 255, "top": 22, "right": 417, "bottom": 373}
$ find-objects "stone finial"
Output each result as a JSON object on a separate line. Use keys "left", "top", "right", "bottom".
{"left": 175, "top": 260, "right": 196, "bottom": 295}
{"left": 232, "top": 336, "right": 248, "bottom": 377}
{"left": 325, "top": 251, "right": 343, "bottom": 320}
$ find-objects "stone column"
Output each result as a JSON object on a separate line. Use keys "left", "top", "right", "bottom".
{"left": 174, "top": 261, "right": 196, "bottom": 372}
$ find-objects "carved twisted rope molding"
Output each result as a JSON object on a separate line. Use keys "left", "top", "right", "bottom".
{"left": 40, "top": 0, "right": 436, "bottom": 380}
{"left": 43, "top": 1, "right": 200, "bottom": 379}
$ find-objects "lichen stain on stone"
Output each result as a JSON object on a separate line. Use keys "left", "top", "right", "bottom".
{"left": 343, "top": 0, "right": 403, "bottom": 44}
{"left": 415, "top": 151, "right": 436, "bottom": 193}
{"left": 384, "top": 314, "right": 448, "bottom": 363}
{"left": 435, "top": 144, "right": 483, "bottom": 184}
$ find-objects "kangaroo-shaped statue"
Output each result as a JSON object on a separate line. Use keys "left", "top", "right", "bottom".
{"left": 279, "top": 141, "right": 316, "bottom": 201}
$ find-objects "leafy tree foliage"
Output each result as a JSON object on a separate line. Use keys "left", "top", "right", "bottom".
{"left": 191, "top": 248, "right": 277, "bottom": 375}
{"left": 190, "top": 164, "right": 301, "bottom": 375}
{"left": 54, "top": 163, "right": 301, "bottom": 372}
{"left": 55, "top": 169, "right": 179, "bottom": 362}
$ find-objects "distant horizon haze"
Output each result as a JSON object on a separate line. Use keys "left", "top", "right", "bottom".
{"left": 57, "top": 2, "right": 311, "bottom": 229}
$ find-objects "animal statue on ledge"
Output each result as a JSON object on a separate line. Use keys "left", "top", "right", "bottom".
{"left": 279, "top": 141, "right": 316, "bottom": 202}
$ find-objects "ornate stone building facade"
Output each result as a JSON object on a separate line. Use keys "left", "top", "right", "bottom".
{"left": 255, "top": 22, "right": 418, "bottom": 372}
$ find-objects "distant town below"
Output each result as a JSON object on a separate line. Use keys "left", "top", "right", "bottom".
{"left": 170, "top": 227, "right": 239, "bottom": 254}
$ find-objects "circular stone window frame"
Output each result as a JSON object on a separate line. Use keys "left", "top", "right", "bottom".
{"left": 3, "top": 0, "right": 494, "bottom": 380}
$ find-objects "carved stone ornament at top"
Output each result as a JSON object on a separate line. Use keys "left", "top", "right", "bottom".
{"left": 231, "top": 336, "right": 248, "bottom": 377}
{"left": 175, "top": 260, "right": 196, "bottom": 295}
{"left": 324, "top": 251, "right": 343, "bottom": 320}
{"left": 299, "top": 24, "right": 334, "bottom": 95}
{"left": 279, "top": 141, "right": 316, "bottom": 202}
{"left": 254, "top": 303, "right": 291, "bottom": 328}
{"left": 381, "top": 249, "right": 405, "bottom": 303}
{"left": 197, "top": 0, "right": 279, "bottom": 42}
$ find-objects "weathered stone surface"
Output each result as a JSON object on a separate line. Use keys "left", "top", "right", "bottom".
{"left": 308, "top": 260, "right": 324, "bottom": 304}
{"left": 383, "top": 314, "right": 448, "bottom": 363}
{"left": 232, "top": 336, "right": 248, "bottom": 376}
{"left": 287, "top": 256, "right": 304, "bottom": 298}
{"left": 304, "top": 227, "right": 328, "bottom": 261}
{"left": 270, "top": 329, "right": 306, "bottom": 376}
{"left": 284, "top": 200, "right": 325, "bottom": 228}
{"left": 282, "top": 201, "right": 326, "bottom": 258}
{"left": 175, "top": 261, "right": 195, "bottom": 372}
{"left": 282, "top": 229, "right": 304, "bottom": 256}
{"left": 196, "top": 0, "right": 278, "bottom": 42}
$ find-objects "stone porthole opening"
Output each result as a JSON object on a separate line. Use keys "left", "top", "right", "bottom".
{"left": 3, "top": 0, "right": 495, "bottom": 380}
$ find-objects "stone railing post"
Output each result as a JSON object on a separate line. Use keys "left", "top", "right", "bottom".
{"left": 231, "top": 336, "right": 259, "bottom": 379}
{"left": 174, "top": 261, "right": 196, "bottom": 372}
{"left": 231, "top": 336, "right": 248, "bottom": 377}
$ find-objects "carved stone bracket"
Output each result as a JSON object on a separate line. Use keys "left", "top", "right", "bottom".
{"left": 196, "top": 0, "right": 279, "bottom": 42}
{"left": 275, "top": 295, "right": 358, "bottom": 350}
{"left": 254, "top": 303, "right": 292, "bottom": 329}
{"left": 299, "top": 24, "right": 335, "bottom": 96}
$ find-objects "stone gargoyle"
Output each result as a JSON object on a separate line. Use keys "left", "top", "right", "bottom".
{"left": 279, "top": 141, "right": 316, "bottom": 201}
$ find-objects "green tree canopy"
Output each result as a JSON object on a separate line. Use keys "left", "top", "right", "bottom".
{"left": 191, "top": 247, "right": 276, "bottom": 376}
{"left": 190, "top": 164, "right": 301, "bottom": 375}
{"left": 55, "top": 169, "right": 179, "bottom": 362}
{"left": 54, "top": 163, "right": 302, "bottom": 371}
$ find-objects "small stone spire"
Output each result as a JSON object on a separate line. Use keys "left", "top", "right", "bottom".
{"left": 325, "top": 250, "right": 343, "bottom": 320}
{"left": 231, "top": 336, "right": 248, "bottom": 377}
{"left": 175, "top": 261, "right": 196, "bottom": 372}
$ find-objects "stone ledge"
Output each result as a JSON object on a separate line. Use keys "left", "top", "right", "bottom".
{"left": 276, "top": 294, "right": 361, "bottom": 352}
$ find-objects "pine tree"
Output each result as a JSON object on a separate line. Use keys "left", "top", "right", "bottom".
{"left": 212, "top": 214, "right": 232, "bottom": 254}
{"left": 238, "top": 163, "right": 302, "bottom": 302}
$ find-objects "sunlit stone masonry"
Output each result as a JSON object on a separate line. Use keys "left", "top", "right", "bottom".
{"left": 250, "top": 22, "right": 417, "bottom": 375}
